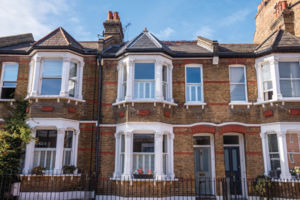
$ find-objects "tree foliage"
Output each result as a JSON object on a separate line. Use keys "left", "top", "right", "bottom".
{"left": 0, "top": 97, "right": 35, "bottom": 173}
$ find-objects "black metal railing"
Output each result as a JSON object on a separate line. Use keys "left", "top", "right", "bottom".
{"left": 0, "top": 172, "right": 300, "bottom": 200}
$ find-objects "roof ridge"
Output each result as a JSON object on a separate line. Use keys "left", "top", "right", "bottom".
{"left": 255, "top": 30, "right": 278, "bottom": 51}
{"left": 147, "top": 32, "right": 162, "bottom": 48}
{"left": 32, "top": 27, "right": 61, "bottom": 46}
{"left": 60, "top": 27, "right": 85, "bottom": 49}
{"left": 60, "top": 27, "right": 70, "bottom": 46}
{"left": 270, "top": 29, "right": 281, "bottom": 48}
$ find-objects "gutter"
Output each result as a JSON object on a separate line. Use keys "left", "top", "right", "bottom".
{"left": 94, "top": 54, "right": 102, "bottom": 196}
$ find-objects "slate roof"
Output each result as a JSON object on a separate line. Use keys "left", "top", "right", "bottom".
{"left": 0, "top": 42, "right": 33, "bottom": 52}
{"left": 32, "top": 27, "right": 85, "bottom": 51}
{"left": 255, "top": 30, "right": 300, "bottom": 54}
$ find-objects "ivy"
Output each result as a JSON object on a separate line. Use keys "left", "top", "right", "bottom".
{"left": 0, "top": 97, "right": 35, "bottom": 173}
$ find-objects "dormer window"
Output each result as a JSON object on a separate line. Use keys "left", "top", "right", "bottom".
{"left": 134, "top": 63, "right": 155, "bottom": 99}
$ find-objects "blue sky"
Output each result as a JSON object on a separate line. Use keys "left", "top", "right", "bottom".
{"left": 0, "top": 0, "right": 262, "bottom": 43}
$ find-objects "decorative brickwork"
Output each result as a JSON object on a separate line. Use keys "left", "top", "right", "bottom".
{"left": 119, "top": 111, "right": 124, "bottom": 117}
{"left": 289, "top": 109, "right": 300, "bottom": 115}
{"left": 41, "top": 106, "right": 53, "bottom": 112}
{"left": 138, "top": 110, "right": 150, "bottom": 116}
{"left": 164, "top": 111, "right": 170, "bottom": 117}
{"left": 265, "top": 110, "right": 273, "bottom": 117}
{"left": 68, "top": 107, "right": 76, "bottom": 113}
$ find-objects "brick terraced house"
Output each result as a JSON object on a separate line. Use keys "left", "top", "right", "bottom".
{"left": 1, "top": 0, "right": 300, "bottom": 199}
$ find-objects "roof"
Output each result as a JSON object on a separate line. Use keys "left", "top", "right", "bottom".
{"left": 218, "top": 44, "right": 258, "bottom": 57}
{"left": 0, "top": 42, "right": 33, "bottom": 52}
{"left": 33, "top": 27, "right": 84, "bottom": 51}
{"left": 255, "top": 29, "right": 300, "bottom": 54}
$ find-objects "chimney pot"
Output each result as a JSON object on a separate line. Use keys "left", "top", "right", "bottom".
{"left": 282, "top": 1, "right": 287, "bottom": 10}
{"left": 143, "top": 28, "right": 148, "bottom": 32}
{"left": 108, "top": 11, "right": 113, "bottom": 20}
{"left": 114, "top": 12, "right": 119, "bottom": 20}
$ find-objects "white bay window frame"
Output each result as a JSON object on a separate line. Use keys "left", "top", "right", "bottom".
{"left": 113, "top": 124, "right": 174, "bottom": 180}
{"left": 23, "top": 119, "right": 80, "bottom": 175}
{"left": 115, "top": 55, "right": 174, "bottom": 105}
{"left": 255, "top": 54, "right": 300, "bottom": 103}
{"left": 27, "top": 52, "right": 84, "bottom": 102}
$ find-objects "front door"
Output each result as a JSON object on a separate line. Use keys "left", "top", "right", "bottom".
{"left": 224, "top": 147, "right": 242, "bottom": 195}
{"left": 194, "top": 148, "right": 212, "bottom": 195}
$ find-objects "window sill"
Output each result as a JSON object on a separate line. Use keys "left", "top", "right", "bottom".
{"left": 0, "top": 99, "right": 15, "bottom": 105}
{"left": 254, "top": 99, "right": 300, "bottom": 107}
{"left": 113, "top": 100, "right": 177, "bottom": 108}
{"left": 110, "top": 178, "right": 179, "bottom": 182}
{"left": 229, "top": 102, "right": 252, "bottom": 109}
{"left": 25, "top": 95, "right": 85, "bottom": 104}
{"left": 184, "top": 102, "right": 206, "bottom": 109}
{"left": 19, "top": 173, "right": 81, "bottom": 177}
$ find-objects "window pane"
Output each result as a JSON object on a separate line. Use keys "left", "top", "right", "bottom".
{"left": 262, "top": 63, "right": 271, "bottom": 81}
{"left": 230, "top": 84, "right": 246, "bottom": 101}
{"left": 197, "top": 86, "right": 201, "bottom": 101}
{"left": 186, "top": 86, "right": 190, "bottom": 101}
{"left": 42, "top": 60, "right": 63, "bottom": 77}
{"left": 193, "top": 136, "right": 210, "bottom": 145}
{"left": 163, "top": 154, "right": 167, "bottom": 174}
{"left": 41, "top": 78, "right": 62, "bottom": 95}
{"left": 224, "top": 149, "right": 230, "bottom": 171}
{"left": 280, "top": 80, "right": 300, "bottom": 97}
{"left": 264, "top": 91, "right": 273, "bottom": 101}
{"left": 230, "top": 67, "right": 245, "bottom": 83}
{"left": 1, "top": 88, "right": 15, "bottom": 99}
{"left": 123, "top": 66, "right": 127, "bottom": 82}
{"left": 139, "top": 82, "right": 144, "bottom": 98}
{"left": 203, "top": 149, "right": 209, "bottom": 172}
{"left": 186, "top": 67, "right": 201, "bottom": 83}
{"left": 64, "top": 131, "right": 73, "bottom": 148}
{"left": 68, "top": 80, "right": 75, "bottom": 97}
{"left": 134, "top": 82, "right": 138, "bottom": 98}
{"left": 132, "top": 154, "right": 154, "bottom": 173}
{"left": 270, "top": 158, "right": 281, "bottom": 171}
{"left": 224, "top": 136, "right": 239, "bottom": 144}
{"left": 263, "top": 81, "right": 273, "bottom": 91}
{"left": 3, "top": 82, "right": 17, "bottom": 87}
{"left": 163, "top": 84, "right": 167, "bottom": 100}
{"left": 279, "top": 62, "right": 300, "bottom": 79}
{"left": 35, "top": 130, "right": 57, "bottom": 148}
{"left": 134, "top": 63, "right": 155, "bottom": 80}
{"left": 69, "top": 62, "right": 77, "bottom": 79}
{"left": 268, "top": 134, "right": 279, "bottom": 152}
{"left": 232, "top": 149, "right": 238, "bottom": 171}
{"left": 194, "top": 149, "right": 201, "bottom": 171}
{"left": 133, "top": 134, "right": 154, "bottom": 152}
{"left": 191, "top": 86, "right": 196, "bottom": 101}
{"left": 3, "top": 64, "right": 18, "bottom": 81}
{"left": 163, "top": 66, "right": 167, "bottom": 82}
{"left": 163, "top": 135, "right": 168, "bottom": 153}
{"left": 121, "top": 134, "right": 125, "bottom": 152}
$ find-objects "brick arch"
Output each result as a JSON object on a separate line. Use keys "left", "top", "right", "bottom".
{"left": 219, "top": 125, "right": 247, "bottom": 134}
{"left": 191, "top": 125, "right": 216, "bottom": 134}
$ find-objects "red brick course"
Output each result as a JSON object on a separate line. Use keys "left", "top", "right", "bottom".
{"left": 265, "top": 110, "right": 273, "bottom": 117}
{"left": 68, "top": 107, "right": 76, "bottom": 113}
{"left": 138, "top": 110, "right": 150, "bottom": 116}
{"left": 41, "top": 106, "right": 53, "bottom": 112}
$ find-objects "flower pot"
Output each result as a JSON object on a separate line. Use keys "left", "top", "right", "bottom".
{"left": 297, "top": 174, "right": 300, "bottom": 180}
{"left": 133, "top": 174, "right": 154, "bottom": 179}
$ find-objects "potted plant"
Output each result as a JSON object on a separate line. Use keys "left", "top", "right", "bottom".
{"left": 31, "top": 166, "right": 46, "bottom": 175}
{"left": 63, "top": 165, "right": 77, "bottom": 174}
{"left": 295, "top": 167, "right": 300, "bottom": 179}
{"left": 133, "top": 168, "right": 154, "bottom": 179}
{"left": 253, "top": 175, "right": 272, "bottom": 200}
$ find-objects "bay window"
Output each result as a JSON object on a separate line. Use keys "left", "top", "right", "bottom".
{"left": 1, "top": 63, "right": 19, "bottom": 99}
{"left": 185, "top": 66, "right": 203, "bottom": 102}
{"left": 229, "top": 66, "right": 247, "bottom": 102}
{"left": 41, "top": 60, "right": 63, "bottom": 95}
{"left": 33, "top": 130, "right": 57, "bottom": 170}
{"left": 134, "top": 63, "right": 155, "bottom": 99}
{"left": 122, "top": 65, "right": 127, "bottom": 100}
{"left": 279, "top": 62, "right": 300, "bottom": 97}
{"left": 261, "top": 63, "right": 273, "bottom": 101}
{"left": 268, "top": 134, "right": 281, "bottom": 171}
{"left": 63, "top": 131, "right": 73, "bottom": 165}
{"left": 68, "top": 62, "right": 78, "bottom": 98}
{"left": 163, "top": 66, "right": 168, "bottom": 100}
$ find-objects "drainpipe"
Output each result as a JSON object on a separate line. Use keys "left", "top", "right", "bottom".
{"left": 94, "top": 54, "right": 102, "bottom": 197}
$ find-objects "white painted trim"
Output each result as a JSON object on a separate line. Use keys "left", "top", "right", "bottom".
{"left": 19, "top": 192, "right": 91, "bottom": 200}
{"left": 223, "top": 133, "right": 248, "bottom": 198}
{"left": 113, "top": 100, "right": 177, "bottom": 107}
{"left": 185, "top": 64, "right": 204, "bottom": 104}
{"left": 193, "top": 133, "right": 216, "bottom": 195}
{"left": 96, "top": 196, "right": 195, "bottom": 200}
{"left": 0, "top": 62, "right": 19, "bottom": 99}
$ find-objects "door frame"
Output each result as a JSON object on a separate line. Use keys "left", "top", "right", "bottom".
{"left": 223, "top": 132, "right": 247, "bottom": 198}
{"left": 193, "top": 133, "right": 215, "bottom": 195}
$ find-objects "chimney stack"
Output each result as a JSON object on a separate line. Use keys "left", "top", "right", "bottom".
{"left": 108, "top": 11, "right": 113, "bottom": 20}
{"left": 114, "top": 12, "right": 120, "bottom": 21}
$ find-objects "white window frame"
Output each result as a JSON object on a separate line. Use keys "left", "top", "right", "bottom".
{"left": 114, "top": 55, "right": 174, "bottom": 106}
{"left": 162, "top": 65, "right": 168, "bottom": 101}
{"left": 122, "top": 65, "right": 127, "bottom": 100}
{"left": 255, "top": 54, "right": 300, "bottom": 103}
{"left": 0, "top": 62, "right": 19, "bottom": 100}
{"left": 229, "top": 65, "right": 248, "bottom": 103}
{"left": 27, "top": 52, "right": 85, "bottom": 103}
{"left": 289, "top": 154, "right": 295, "bottom": 164}
{"left": 133, "top": 62, "right": 156, "bottom": 100}
{"left": 68, "top": 62, "right": 79, "bottom": 98}
{"left": 266, "top": 133, "right": 281, "bottom": 172}
{"left": 185, "top": 64, "right": 204, "bottom": 104}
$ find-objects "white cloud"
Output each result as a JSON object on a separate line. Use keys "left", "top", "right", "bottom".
{"left": 220, "top": 9, "right": 250, "bottom": 26}
{"left": 0, "top": 0, "right": 68, "bottom": 40}
{"left": 153, "top": 27, "right": 175, "bottom": 40}
{"left": 196, "top": 26, "right": 214, "bottom": 38}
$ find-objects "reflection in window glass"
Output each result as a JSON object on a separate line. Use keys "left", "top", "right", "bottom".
{"left": 232, "top": 149, "right": 238, "bottom": 171}
{"left": 224, "top": 149, "right": 230, "bottom": 171}
{"left": 41, "top": 60, "right": 63, "bottom": 95}
{"left": 68, "top": 62, "right": 77, "bottom": 97}
{"left": 223, "top": 136, "right": 239, "bottom": 145}
{"left": 134, "top": 63, "right": 155, "bottom": 99}
{"left": 268, "top": 134, "right": 279, "bottom": 152}
{"left": 1, "top": 64, "right": 19, "bottom": 99}
{"left": 279, "top": 62, "right": 300, "bottom": 97}
{"left": 133, "top": 134, "right": 154, "bottom": 152}
{"left": 262, "top": 63, "right": 273, "bottom": 101}
{"left": 186, "top": 67, "right": 202, "bottom": 102}
{"left": 35, "top": 130, "right": 57, "bottom": 148}
{"left": 193, "top": 136, "right": 210, "bottom": 145}
{"left": 229, "top": 67, "right": 246, "bottom": 101}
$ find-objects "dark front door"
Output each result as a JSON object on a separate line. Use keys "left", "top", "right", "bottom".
{"left": 224, "top": 147, "right": 242, "bottom": 195}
